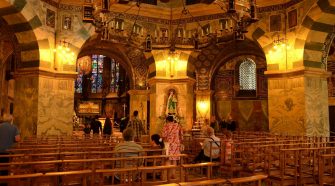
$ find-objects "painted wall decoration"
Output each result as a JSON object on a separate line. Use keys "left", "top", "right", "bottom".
{"left": 63, "top": 16, "right": 72, "bottom": 30}
{"left": 288, "top": 9, "right": 297, "bottom": 28}
{"left": 270, "top": 14, "right": 281, "bottom": 32}
{"left": 46, "top": 9, "right": 56, "bottom": 28}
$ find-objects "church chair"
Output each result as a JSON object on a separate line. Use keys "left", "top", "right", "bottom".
{"left": 139, "top": 164, "right": 178, "bottom": 185}
{"left": 178, "top": 178, "right": 227, "bottom": 186}
{"left": 268, "top": 149, "right": 298, "bottom": 186}
{"left": 43, "top": 170, "right": 93, "bottom": 186}
{"left": 297, "top": 148, "right": 318, "bottom": 185}
{"left": 181, "top": 162, "right": 220, "bottom": 182}
{"left": 318, "top": 154, "right": 335, "bottom": 186}
{"left": 227, "top": 174, "right": 268, "bottom": 186}
{"left": 220, "top": 142, "right": 244, "bottom": 178}
{"left": 96, "top": 167, "right": 139, "bottom": 186}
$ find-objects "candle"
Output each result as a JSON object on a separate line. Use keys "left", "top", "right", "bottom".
{"left": 121, "top": 22, "right": 124, "bottom": 30}
{"left": 225, "top": 20, "right": 228, "bottom": 29}
{"left": 115, "top": 21, "right": 118, "bottom": 29}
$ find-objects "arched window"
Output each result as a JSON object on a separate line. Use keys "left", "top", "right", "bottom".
{"left": 239, "top": 58, "right": 256, "bottom": 90}
{"left": 75, "top": 55, "right": 120, "bottom": 94}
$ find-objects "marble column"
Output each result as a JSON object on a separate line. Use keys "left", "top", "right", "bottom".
{"left": 14, "top": 69, "right": 77, "bottom": 137}
{"left": 128, "top": 89, "right": 150, "bottom": 133}
{"left": 148, "top": 78, "right": 195, "bottom": 135}
{"left": 266, "top": 67, "right": 330, "bottom": 137}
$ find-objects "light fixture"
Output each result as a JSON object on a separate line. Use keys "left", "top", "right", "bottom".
{"left": 88, "top": 0, "right": 259, "bottom": 50}
{"left": 54, "top": 39, "right": 75, "bottom": 65}
{"left": 273, "top": 34, "right": 288, "bottom": 49}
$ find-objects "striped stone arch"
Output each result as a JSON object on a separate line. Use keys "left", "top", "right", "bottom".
{"left": 300, "top": 0, "right": 335, "bottom": 69}
{"left": 0, "top": 0, "right": 44, "bottom": 69}
{"left": 246, "top": 20, "right": 272, "bottom": 55}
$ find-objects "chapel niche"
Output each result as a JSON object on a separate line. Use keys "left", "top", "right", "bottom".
{"left": 211, "top": 55, "right": 268, "bottom": 131}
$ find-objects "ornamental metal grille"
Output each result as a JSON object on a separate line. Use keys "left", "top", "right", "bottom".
{"left": 239, "top": 58, "right": 256, "bottom": 90}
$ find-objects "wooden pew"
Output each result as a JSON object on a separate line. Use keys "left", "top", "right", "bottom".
{"left": 227, "top": 174, "right": 268, "bottom": 186}
{"left": 181, "top": 162, "right": 220, "bottom": 182}
{"left": 0, "top": 173, "right": 43, "bottom": 185}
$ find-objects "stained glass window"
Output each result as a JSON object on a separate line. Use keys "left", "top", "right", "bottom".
{"left": 91, "top": 55, "right": 104, "bottom": 93}
{"left": 75, "top": 73, "right": 83, "bottom": 93}
{"left": 75, "top": 54, "right": 120, "bottom": 94}
{"left": 110, "top": 59, "right": 120, "bottom": 93}
{"left": 239, "top": 58, "right": 256, "bottom": 90}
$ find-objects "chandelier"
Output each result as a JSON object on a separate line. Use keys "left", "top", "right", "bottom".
{"left": 85, "top": 0, "right": 258, "bottom": 50}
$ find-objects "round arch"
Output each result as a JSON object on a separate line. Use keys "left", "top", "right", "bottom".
{"left": 77, "top": 37, "right": 138, "bottom": 89}
{"left": 209, "top": 39, "right": 266, "bottom": 89}
{"left": 299, "top": 0, "right": 335, "bottom": 68}
{"left": 0, "top": 0, "right": 44, "bottom": 69}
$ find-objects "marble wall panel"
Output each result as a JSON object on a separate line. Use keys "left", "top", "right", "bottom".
{"left": 305, "top": 76, "right": 329, "bottom": 136}
{"left": 14, "top": 76, "right": 39, "bottom": 137}
{"left": 268, "top": 77, "right": 306, "bottom": 135}
{"left": 37, "top": 76, "right": 74, "bottom": 135}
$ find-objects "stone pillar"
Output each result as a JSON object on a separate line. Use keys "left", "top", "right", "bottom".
{"left": 148, "top": 78, "right": 195, "bottom": 135}
{"left": 14, "top": 69, "right": 76, "bottom": 137}
{"left": 266, "top": 67, "right": 330, "bottom": 137}
{"left": 195, "top": 90, "right": 213, "bottom": 125}
{"left": 128, "top": 89, "right": 150, "bottom": 132}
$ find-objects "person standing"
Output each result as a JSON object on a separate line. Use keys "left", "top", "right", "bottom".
{"left": 103, "top": 117, "right": 112, "bottom": 138}
{"left": 162, "top": 115, "right": 183, "bottom": 179}
{"left": 127, "top": 111, "right": 146, "bottom": 142}
{"left": 120, "top": 114, "right": 129, "bottom": 133}
{"left": 0, "top": 114, "right": 20, "bottom": 180}
{"left": 91, "top": 115, "right": 102, "bottom": 135}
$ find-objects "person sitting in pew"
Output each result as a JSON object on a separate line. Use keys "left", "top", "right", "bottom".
{"left": 151, "top": 134, "right": 165, "bottom": 149}
{"left": 192, "top": 127, "right": 220, "bottom": 163}
{"left": 0, "top": 113, "right": 20, "bottom": 186}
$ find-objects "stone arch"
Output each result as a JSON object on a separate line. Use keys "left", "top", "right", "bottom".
{"left": 0, "top": 0, "right": 44, "bottom": 69}
{"left": 210, "top": 39, "right": 266, "bottom": 89}
{"left": 299, "top": 0, "right": 335, "bottom": 68}
{"left": 78, "top": 37, "right": 151, "bottom": 90}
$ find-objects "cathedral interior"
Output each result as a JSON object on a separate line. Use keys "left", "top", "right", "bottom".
{"left": 0, "top": 0, "right": 335, "bottom": 138}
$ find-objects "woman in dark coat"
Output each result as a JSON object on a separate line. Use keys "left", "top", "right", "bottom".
{"left": 103, "top": 117, "right": 112, "bottom": 138}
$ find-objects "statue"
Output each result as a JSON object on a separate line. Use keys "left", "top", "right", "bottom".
{"left": 166, "top": 90, "right": 177, "bottom": 115}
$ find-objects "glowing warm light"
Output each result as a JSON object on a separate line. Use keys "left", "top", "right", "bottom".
{"left": 40, "top": 49, "right": 53, "bottom": 63}
{"left": 54, "top": 40, "right": 76, "bottom": 66}
{"left": 197, "top": 100, "right": 209, "bottom": 118}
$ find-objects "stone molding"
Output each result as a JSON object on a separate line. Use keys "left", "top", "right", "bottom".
{"left": 147, "top": 77, "right": 196, "bottom": 86}
{"left": 14, "top": 67, "right": 77, "bottom": 79}
{"left": 265, "top": 67, "right": 331, "bottom": 79}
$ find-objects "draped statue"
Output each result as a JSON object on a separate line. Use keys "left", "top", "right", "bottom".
{"left": 166, "top": 90, "right": 177, "bottom": 115}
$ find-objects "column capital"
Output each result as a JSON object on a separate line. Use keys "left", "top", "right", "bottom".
{"left": 128, "top": 89, "right": 150, "bottom": 95}
{"left": 14, "top": 67, "right": 77, "bottom": 79}
{"left": 265, "top": 67, "right": 331, "bottom": 79}
{"left": 195, "top": 90, "right": 214, "bottom": 96}
{"left": 147, "top": 77, "right": 196, "bottom": 86}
